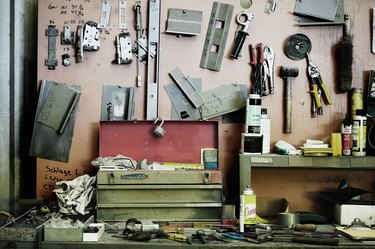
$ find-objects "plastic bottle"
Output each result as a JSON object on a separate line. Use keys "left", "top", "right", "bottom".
{"left": 239, "top": 186, "right": 256, "bottom": 233}
{"left": 352, "top": 109, "right": 367, "bottom": 156}
{"left": 260, "top": 108, "right": 270, "bottom": 154}
{"left": 245, "top": 93, "right": 261, "bottom": 134}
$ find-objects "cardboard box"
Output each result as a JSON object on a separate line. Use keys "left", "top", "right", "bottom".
{"left": 334, "top": 203, "right": 375, "bottom": 225}
{"left": 83, "top": 223, "right": 105, "bottom": 242}
{"left": 44, "top": 215, "right": 94, "bottom": 241}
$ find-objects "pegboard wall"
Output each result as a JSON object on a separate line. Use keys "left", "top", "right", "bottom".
{"left": 36, "top": 0, "right": 375, "bottom": 212}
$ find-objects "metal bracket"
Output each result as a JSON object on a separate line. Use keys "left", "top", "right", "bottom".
{"left": 295, "top": 0, "right": 344, "bottom": 26}
{"left": 146, "top": 0, "right": 161, "bottom": 120}
{"left": 169, "top": 67, "right": 205, "bottom": 108}
{"left": 99, "top": 1, "right": 112, "bottom": 29}
{"left": 45, "top": 25, "right": 58, "bottom": 70}
{"left": 132, "top": 35, "right": 156, "bottom": 63}
{"left": 264, "top": 0, "right": 277, "bottom": 14}
{"left": 200, "top": 2, "right": 234, "bottom": 71}
{"left": 119, "top": 0, "right": 127, "bottom": 29}
{"left": 101, "top": 85, "right": 135, "bottom": 121}
{"left": 83, "top": 21, "right": 100, "bottom": 51}
{"left": 166, "top": 8, "right": 202, "bottom": 36}
{"left": 61, "top": 26, "right": 74, "bottom": 45}
{"left": 200, "top": 84, "right": 245, "bottom": 120}
{"left": 75, "top": 25, "right": 84, "bottom": 63}
{"left": 113, "top": 32, "right": 133, "bottom": 64}
{"left": 62, "top": 54, "right": 71, "bottom": 67}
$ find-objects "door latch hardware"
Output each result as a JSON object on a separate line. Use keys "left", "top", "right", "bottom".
{"left": 45, "top": 25, "right": 58, "bottom": 70}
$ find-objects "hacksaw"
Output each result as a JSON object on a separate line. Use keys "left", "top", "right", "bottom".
{"left": 200, "top": 2, "right": 234, "bottom": 71}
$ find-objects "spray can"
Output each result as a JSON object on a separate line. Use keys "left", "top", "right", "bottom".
{"left": 351, "top": 88, "right": 363, "bottom": 120}
{"left": 341, "top": 117, "right": 352, "bottom": 156}
{"left": 260, "top": 108, "right": 271, "bottom": 154}
{"left": 245, "top": 93, "right": 261, "bottom": 134}
{"left": 239, "top": 186, "right": 256, "bottom": 233}
{"left": 352, "top": 109, "right": 367, "bottom": 156}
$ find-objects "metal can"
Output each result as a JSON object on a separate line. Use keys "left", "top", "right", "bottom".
{"left": 352, "top": 110, "right": 367, "bottom": 156}
{"left": 351, "top": 88, "right": 363, "bottom": 120}
{"left": 239, "top": 186, "right": 256, "bottom": 233}
{"left": 341, "top": 118, "right": 352, "bottom": 156}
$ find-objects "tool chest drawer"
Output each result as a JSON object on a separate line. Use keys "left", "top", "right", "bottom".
{"left": 96, "top": 170, "right": 223, "bottom": 222}
{"left": 97, "top": 170, "right": 222, "bottom": 185}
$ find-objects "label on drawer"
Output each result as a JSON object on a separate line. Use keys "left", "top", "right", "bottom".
{"left": 120, "top": 173, "right": 149, "bottom": 180}
{"left": 250, "top": 157, "right": 273, "bottom": 164}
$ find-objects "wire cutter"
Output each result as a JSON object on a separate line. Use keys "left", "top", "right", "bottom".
{"left": 306, "top": 52, "right": 332, "bottom": 115}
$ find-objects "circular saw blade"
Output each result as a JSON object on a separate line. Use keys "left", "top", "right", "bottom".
{"left": 285, "top": 33, "right": 312, "bottom": 60}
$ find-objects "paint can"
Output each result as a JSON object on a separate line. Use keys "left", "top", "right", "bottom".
{"left": 277, "top": 212, "right": 300, "bottom": 228}
{"left": 245, "top": 93, "right": 261, "bottom": 134}
{"left": 351, "top": 88, "right": 363, "bottom": 120}
{"left": 239, "top": 186, "right": 256, "bottom": 233}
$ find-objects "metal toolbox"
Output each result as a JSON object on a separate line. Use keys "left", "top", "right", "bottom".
{"left": 96, "top": 170, "right": 223, "bottom": 222}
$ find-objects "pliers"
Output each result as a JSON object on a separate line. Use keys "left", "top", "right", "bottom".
{"left": 263, "top": 45, "right": 275, "bottom": 95}
{"left": 306, "top": 52, "right": 332, "bottom": 116}
{"left": 250, "top": 43, "right": 265, "bottom": 96}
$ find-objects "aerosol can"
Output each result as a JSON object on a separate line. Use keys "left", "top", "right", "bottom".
{"left": 239, "top": 186, "right": 256, "bottom": 233}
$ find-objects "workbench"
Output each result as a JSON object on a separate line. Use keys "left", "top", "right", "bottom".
{"left": 40, "top": 225, "right": 375, "bottom": 249}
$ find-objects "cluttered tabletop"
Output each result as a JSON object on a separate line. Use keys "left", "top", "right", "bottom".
{"left": 39, "top": 224, "right": 375, "bottom": 249}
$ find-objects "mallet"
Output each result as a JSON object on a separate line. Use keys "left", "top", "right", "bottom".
{"left": 280, "top": 66, "right": 299, "bottom": 133}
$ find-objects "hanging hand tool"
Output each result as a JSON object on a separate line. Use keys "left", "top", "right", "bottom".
{"left": 307, "top": 52, "right": 332, "bottom": 117}
{"left": 263, "top": 45, "right": 275, "bottom": 94}
{"left": 280, "top": 66, "right": 299, "bottom": 134}
{"left": 231, "top": 12, "right": 254, "bottom": 59}
{"left": 134, "top": 0, "right": 142, "bottom": 87}
{"left": 250, "top": 43, "right": 265, "bottom": 96}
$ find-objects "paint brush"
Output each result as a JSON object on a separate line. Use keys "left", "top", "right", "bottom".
{"left": 336, "top": 14, "right": 353, "bottom": 93}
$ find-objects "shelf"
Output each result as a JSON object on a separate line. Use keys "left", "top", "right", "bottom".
{"left": 240, "top": 154, "right": 375, "bottom": 169}
{"left": 239, "top": 154, "right": 375, "bottom": 191}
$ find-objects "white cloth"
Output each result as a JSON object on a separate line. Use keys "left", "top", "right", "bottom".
{"left": 54, "top": 174, "right": 96, "bottom": 215}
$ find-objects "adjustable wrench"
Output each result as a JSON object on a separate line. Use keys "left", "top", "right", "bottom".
{"left": 231, "top": 12, "right": 254, "bottom": 59}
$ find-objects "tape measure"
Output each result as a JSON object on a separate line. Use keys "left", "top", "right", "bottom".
{"left": 285, "top": 33, "right": 312, "bottom": 60}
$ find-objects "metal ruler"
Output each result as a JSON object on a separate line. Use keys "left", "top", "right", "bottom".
{"left": 146, "top": 0, "right": 161, "bottom": 120}
{"left": 200, "top": 2, "right": 233, "bottom": 71}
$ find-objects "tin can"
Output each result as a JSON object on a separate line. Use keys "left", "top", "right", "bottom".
{"left": 239, "top": 186, "right": 256, "bottom": 233}
{"left": 351, "top": 88, "right": 363, "bottom": 120}
{"left": 352, "top": 110, "right": 367, "bottom": 156}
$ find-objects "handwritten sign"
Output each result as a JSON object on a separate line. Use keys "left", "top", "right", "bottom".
{"left": 41, "top": 163, "right": 95, "bottom": 197}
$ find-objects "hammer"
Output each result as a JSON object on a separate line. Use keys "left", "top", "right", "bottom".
{"left": 280, "top": 66, "right": 299, "bottom": 133}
